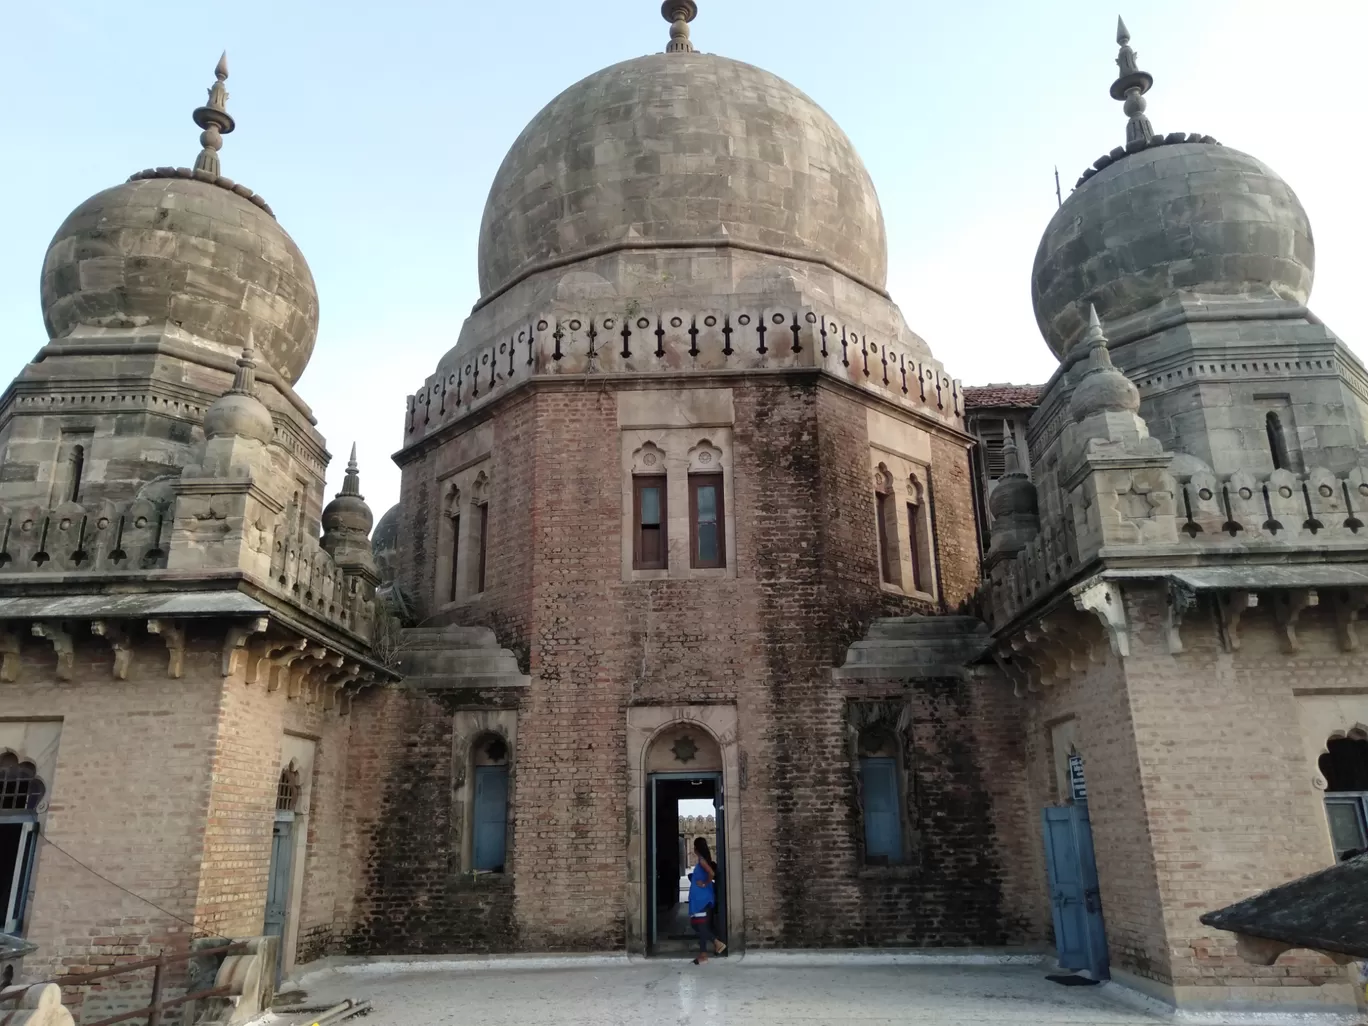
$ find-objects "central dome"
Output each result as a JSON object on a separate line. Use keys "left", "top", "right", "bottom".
{"left": 477, "top": 52, "right": 888, "bottom": 299}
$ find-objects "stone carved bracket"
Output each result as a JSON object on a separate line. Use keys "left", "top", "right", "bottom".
{"left": 91, "top": 620, "right": 133, "bottom": 679}
{"left": 1164, "top": 580, "right": 1198, "bottom": 655}
{"left": 147, "top": 619, "right": 186, "bottom": 678}
{"left": 0, "top": 630, "right": 20, "bottom": 682}
{"left": 299, "top": 652, "right": 344, "bottom": 703}
{"left": 322, "top": 661, "right": 362, "bottom": 711}
{"left": 248, "top": 639, "right": 303, "bottom": 687}
{"left": 221, "top": 617, "right": 270, "bottom": 677}
{"left": 340, "top": 671, "right": 381, "bottom": 715}
{"left": 1271, "top": 589, "right": 1318, "bottom": 654}
{"left": 993, "top": 647, "right": 1035, "bottom": 698}
{"left": 1216, "top": 590, "right": 1257, "bottom": 653}
{"left": 32, "top": 622, "right": 74, "bottom": 681}
{"left": 1330, "top": 588, "right": 1368, "bottom": 652}
{"left": 266, "top": 642, "right": 310, "bottom": 692}
{"left": 286, "top": 647, "right": 329, "bottom": 700}
{"left": 1072, "top": 578, "right": 1129, "bottom": 657}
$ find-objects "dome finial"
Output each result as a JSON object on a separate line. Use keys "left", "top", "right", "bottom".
{"left": 229, "top": 339, "right": 258, "bottom": 395}
{"left": 1110, "top": 16, "right": 1155, "bottom": 147}
{"left": 342, "top": 443, "right": 363, "bottom": 497}
{"left": 192, "top": 51, "right": 236, "bottom": 176}
{"left": 662, "top": 1, "right": 698, "bottom": 53}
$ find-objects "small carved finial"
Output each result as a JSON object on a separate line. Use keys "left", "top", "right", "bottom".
{"left": 192, "top": 51, "right": 236, "bottom": 176}
{"left": 662, "top": 1, "right": 698, "bottom": 53}
{"left": 341, "top": 443, "right": 363, "bottom": 497}
{"left": 1110, "top": 16, "right": 1154, "bottom": 147}
{"left": 1082, "top": 304, "right": 1110, "bottom": 354}
{"left": 229, "top": 344, "right": 258, "bottom": 394}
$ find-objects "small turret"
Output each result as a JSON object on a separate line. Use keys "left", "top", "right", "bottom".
{"left": 1069, "top": 306, "right": 1141, "bottom": 424}
{"left": 321, "top": 444, "right": 379, "bottom": 581}
{"left": 987, "top": 435, "right": 1041, "bottom": 562}
{"left": 203, "top": 345, "right": 274, "bottom": 445}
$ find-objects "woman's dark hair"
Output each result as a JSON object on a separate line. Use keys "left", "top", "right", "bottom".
{"left": 694, "top": 836, "right": 714, "bottom": 867}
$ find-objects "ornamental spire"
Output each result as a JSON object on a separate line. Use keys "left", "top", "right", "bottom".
{"left": 662, "top": 1, "right": 698, "bottom": 53}
{"left": 192, "top": 52, "right": 236, "bottom": 175}
{"left": 228, "top": 343, "right": 258, "bottom": 395}
{"left": 1110, "top": 16, "right": 1155, "bottom": 146}
{"left": 341, "top": 443, "right": 363, "bottom": 498}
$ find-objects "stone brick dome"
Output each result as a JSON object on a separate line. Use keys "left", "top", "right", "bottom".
{"left": 41, "top": 174, "right": 319, "bottom": 384}
{"left": 477, "top": 51, "right": 888, "bottom": 301}
{"left": 1032, "top": 142, "right": 1314, "bottom": 359}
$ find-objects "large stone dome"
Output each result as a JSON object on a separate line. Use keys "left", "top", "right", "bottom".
{"left": 42, "top": 175, "right": 319, "bottom": 383}
{"left": 477, "top": 51, "right": 888, "bottom": 300}
{"left": 1032, "top": 142, "right": 1314, "bottom": 358}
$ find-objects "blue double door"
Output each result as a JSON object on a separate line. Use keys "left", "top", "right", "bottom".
{"left": 1041, "top": 804, "right": 1109, "bottom": 979}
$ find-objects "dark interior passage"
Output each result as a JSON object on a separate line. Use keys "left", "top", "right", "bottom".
{"left": 648, "top": 774, "right": 723, "bottom": 955}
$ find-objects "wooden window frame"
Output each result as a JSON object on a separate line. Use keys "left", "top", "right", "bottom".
{"left": 633, "top": 475, "right": 668, "bottom": 570}
{"left": 688, "top": 473, "right": 726, "bottom": 569}
{"left": 907, "top": 501, "right": 924, "bottom": 593}
{"left": 448, "top": 512, "right": 461, "bottom": 602}
{"left": 875, "top": 490, "right": 899, "bottom": 586}
{"left": 476, "top": 503, "right": 489, "bottom": 594}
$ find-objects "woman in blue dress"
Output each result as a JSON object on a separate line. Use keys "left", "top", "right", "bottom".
{"left": 688, "top": 837, "right": 726, "bottom": 964}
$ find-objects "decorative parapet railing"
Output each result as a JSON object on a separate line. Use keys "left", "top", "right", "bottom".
{"left": 0, "top": 500, "right": 171, "bottom": 573}
{"left": 985, "top": 460, "right": 1368, "bottom": 628}
{"left": 266, "top": 522, "right": 374, "bottom": 640}
{"left": 0, "top": 498, "right": 372, "bottom": 643}
{"left": 402, "top": 304, "right": 963, "bottom": 446}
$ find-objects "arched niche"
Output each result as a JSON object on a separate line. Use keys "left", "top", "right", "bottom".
{"left": 645, "top": 723, "right": 722, "bottom": 774}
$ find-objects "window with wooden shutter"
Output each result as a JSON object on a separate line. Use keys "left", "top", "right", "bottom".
{"left": 875, "top": 490, "right": 899, "bottom": 586}
{"left": 980, "top": 419, "right": 1007, "bottom": 479}
{"left": 859, "top": 756, "right": 904, "bottom": 865}
{"left": 476, "top": 504, "right": 489, "bottom": 593}
{"left": 633, "top": 475, "right": 667, "bottom": 569}
{"left": 448, "top": 513, "right": 461, "bottom": 602}
{"left": 1321, "top": 734, "right": 1368, "bottom": 860}
{"left": 689, "top": 473, "right": 725, "bottom": 568}
{"left": 473, "top": 765, "right": 509, "bottom": 872}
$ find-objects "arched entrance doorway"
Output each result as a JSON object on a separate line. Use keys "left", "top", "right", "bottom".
{"left": 625, "top": 706, "right": 742, "bottom": 956}
{"left": 645, "top": 725, "right": 723, "bottom": 954}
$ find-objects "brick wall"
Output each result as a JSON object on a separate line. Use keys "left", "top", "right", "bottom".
{"left": 375, "top": 375, "right": 1017, "bottom": 953}
{"left": 2, "top": 631, "right": 221, "bottom": 1017}
{"left": 1022, "top": 588, "right": 1353, "bottom": 999}
{"left": 1122, "top": 586, "right": 1344, "bottom": 994}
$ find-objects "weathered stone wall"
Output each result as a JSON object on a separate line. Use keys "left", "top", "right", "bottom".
{"left": 340, "top": 687, "right": 519, "bottom": 954}
{"left": 1021, "top": 587, "right": 1358, "bottom": 1007}
{"left": 376, "top": 375, "right": 1013, "bottom": 953}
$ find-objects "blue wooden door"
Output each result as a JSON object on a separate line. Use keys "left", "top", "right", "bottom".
{"left": 473, "top": 765, "right": 509, "bottom": 872}
{"left": 264, "top": 816, "right": 294, "bottom": 980}
{"left": 1041, "top": 805, "right": 1109, "bottom": 978}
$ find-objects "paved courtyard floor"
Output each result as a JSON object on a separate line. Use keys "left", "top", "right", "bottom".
{"left": 291, "top": 960, "right": 1169, "bottom": 1026}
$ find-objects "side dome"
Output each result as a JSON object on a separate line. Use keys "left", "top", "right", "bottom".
{"left": 1032, "top": 142, "right": 1314, "bottom": 358}
{"left": 41, "top": 175, "right": 319, "bottom": 383}
{"left": 477, "top": 52, "right": 888, "bottom": 299}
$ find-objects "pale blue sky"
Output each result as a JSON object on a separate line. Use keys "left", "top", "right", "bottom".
{"left": 3, "top": 1, "right": 1364, "bottom": 515}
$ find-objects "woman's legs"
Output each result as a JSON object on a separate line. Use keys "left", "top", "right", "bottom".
{"left": 692, "top": 916, "right": 714, "bottom": 962}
